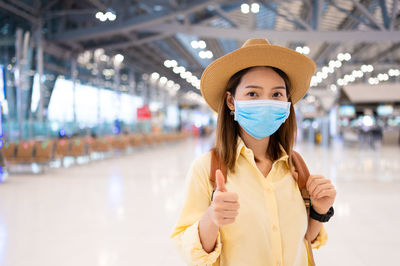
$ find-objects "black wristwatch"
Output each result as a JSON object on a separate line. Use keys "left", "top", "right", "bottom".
{"left": 310, "top": 205, "right": 334, "bottom": 223}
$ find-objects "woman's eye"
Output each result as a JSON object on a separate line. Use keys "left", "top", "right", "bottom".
{"left": 273, "top": 92, "right": 283, "bottom": 97}
{"left": 247, "top": 92, "right": 257, "bottom": 97}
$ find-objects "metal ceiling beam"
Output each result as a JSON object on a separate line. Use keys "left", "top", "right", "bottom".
{"left": 390, "top": 0, "right": 399, "bottom": 31}
{"left": 312, "top": 0, "right": 323, "bottom": 30}
{"left": 0, "top": 1, "right": 38, "bottom": 23}
{"left": 86, "top": 0, "right": 108, "bottom": 11}
{"left": 167, "top": 37, "right": 204, "bottom": 70}
{"left": 141, "top": 22, "right": 400, "bottom": 42}
{"left": 86, "top": 33, "right": 172, "bottom": 50}
{"left": 261, "top": 1, "right": 313, "bottom": 31}
{"left": 9, "top": 0, "right": 38, "bottom": 15}
{"left": 44, "top": 8, "right": 97, "bottom": 19}
{"left": 213, "top": 5, "right": 240, "bottom": 28}
{"left": 378, "top": 0, "right": 390, "bottom": 29}
{"left": 52, "top": 0, "right": 218, "bottom": 42}
{"left": 39, "top": 0, "right": 61, "bottom": 14}
{"left": 364, "top": 42, "right": 400, "bottom": 64}
{"left": 328, "top": 0, "right": 376, "bottom": 30}
{"left": 349, "top": 0, "right": 385, "bottom": 30}
{"left": 313, "top": 0, "right": 375, "bottom": 63}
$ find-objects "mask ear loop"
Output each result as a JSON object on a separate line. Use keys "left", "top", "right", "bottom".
{"left": 231, "top": 97, "right": 237, "bottom": 119}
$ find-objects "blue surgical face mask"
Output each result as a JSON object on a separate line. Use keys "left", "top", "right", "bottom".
{"left": 233, "top": 99, "right": 291, "bottom": 139}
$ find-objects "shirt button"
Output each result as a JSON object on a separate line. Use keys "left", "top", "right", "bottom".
{"left": 272, "top": 225, "right": 278, "bottom": 232}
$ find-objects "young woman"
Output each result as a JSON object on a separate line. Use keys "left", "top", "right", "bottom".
{"left": 171, "top": 38, "right": 337, "bottom": 266}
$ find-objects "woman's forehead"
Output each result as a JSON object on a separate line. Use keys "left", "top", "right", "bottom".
{"left": 237, "top": 67, "right": 286, "bottom": 89}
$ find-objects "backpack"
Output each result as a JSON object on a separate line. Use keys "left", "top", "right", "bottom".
{"left": 209, "top": 148, "right": 316, "bottom": 266}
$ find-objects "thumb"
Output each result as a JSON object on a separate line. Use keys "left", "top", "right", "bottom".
{"left": 215, "top": 169, "right": 227, "bottom": 192}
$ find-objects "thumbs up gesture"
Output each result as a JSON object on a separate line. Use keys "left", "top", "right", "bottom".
{"left": 209, "top": 169, "right": 240, "bottom": 227}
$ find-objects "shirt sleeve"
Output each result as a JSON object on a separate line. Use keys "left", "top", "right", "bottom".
{"left": 311, "top": 224, "right": 328, "bottom": 249}
{"left": 170, "top": 153, "right": 222, "bottom": 265}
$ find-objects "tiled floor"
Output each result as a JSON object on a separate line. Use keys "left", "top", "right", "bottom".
{"left": 0, "top": 136, "right": 399, "bottom": 266}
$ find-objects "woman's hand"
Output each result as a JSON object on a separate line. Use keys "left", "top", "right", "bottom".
{"left": 306, "top": 174, "right": 336, "bottom": 214}
{"left": 208, "top": 169, "right": 240, "bottom": 227}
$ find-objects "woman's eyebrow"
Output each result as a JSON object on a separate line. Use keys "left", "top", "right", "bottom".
{"left": 245, "top": 85, "right": 286, "bottom": 90}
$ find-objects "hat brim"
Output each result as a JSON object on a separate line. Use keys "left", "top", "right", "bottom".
{"left": 200, "top": 44, "right": 316, "bottom": 112}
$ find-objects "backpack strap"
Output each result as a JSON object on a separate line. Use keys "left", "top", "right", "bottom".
{"left": 291, "top": 151, "right": 311, "bottom": 215}
{"left": 291, "top": 151, "right": 315, "bottom": 266}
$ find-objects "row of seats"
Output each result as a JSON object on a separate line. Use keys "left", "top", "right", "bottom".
{"left": 2, "top": 132, "right": 189, "bottom": 165}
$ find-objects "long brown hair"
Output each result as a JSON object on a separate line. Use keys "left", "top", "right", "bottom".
{"left": 214, "top": 66, "right": 297, "bottom": 173}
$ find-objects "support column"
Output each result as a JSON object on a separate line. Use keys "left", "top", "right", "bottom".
{"left": 71, "top": 58, "right": 77, "bottom": 124}
{"left": 15, "top": 29, "right": 23, "bottom": 140}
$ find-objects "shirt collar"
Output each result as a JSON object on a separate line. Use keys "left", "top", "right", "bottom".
{"left": 235, "top": 136, "right": 289, "bottom": 165}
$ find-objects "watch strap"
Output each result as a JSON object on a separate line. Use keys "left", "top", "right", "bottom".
{"left": 310, "top": 206, "right": 334, "bottom": 223}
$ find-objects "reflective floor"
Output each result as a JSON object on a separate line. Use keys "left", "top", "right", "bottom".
{"left": 0, "top": 136, "right": 399, "bottom": 266}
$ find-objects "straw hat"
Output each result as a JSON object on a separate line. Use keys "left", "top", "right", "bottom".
{"left": 200, "top": 38, "right": 316, "bottom": 112}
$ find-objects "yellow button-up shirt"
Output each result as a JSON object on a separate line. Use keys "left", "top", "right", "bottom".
{"left": 171, "top": 137, "right": 327, "bottom": 266}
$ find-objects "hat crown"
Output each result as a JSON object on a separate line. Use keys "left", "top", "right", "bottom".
{"left": 242, "top": 38, "right": 271, "bottom": 48}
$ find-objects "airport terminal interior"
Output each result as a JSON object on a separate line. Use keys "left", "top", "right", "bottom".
{"left": 0, "top": 0, "right": 399, "bottom": 265}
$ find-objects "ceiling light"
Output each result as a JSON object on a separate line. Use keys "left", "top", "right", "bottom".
{"left": 151, "top": 72, "right": 160, "bottom": 80}
{"left": 95, "top": 12, "right": 103, "bottom": 19}
{"left": 164, "top": 60, "right": 172, "bottom": 68}
{"left": 368, "top": 77, "right": 379, "bottom": 85}
{"left": 189, "top": 76, "right": 198, "bottom": 83}
{"left": 114, "top": 54, "right": 124, "bottom": 64}
{"left": 241, "top": 3, "right": 250, "bottom": 13}
{"left": 251, "top": 3, "right": 260, "bottom": 13}
{"left": 167, "top": 80, "right": 174, "bottom": 87}
{"left": 302, "top": 46, "right": 310, "bottom": 55}
{"left": 334, "top": 60, "right": 342, "bottom": 68}
{"left": 191, "top": 41, "right": 199, "bottom": 49}
{"left": 159, "top": 77, "right": 167, "bottom": 84}
{"left": 378, "top": 73, "right": 389, "bottom": 81}
{"left": 108, "top": 13, "right": 116, "bottom": 21}
{"left": 337, "top": 53, "right": 345, "bottom": 61}
{"left": 199, "top": 51, "right": 206, "bottom": 59}
{"left": 388, "top": 69, "right": 400, "bottom": 77}
{"left": 99, "top": 14, "right": 107, "bottom": 22}
{"left": 183, "top": 71, "right": 192, "bottom": 79}
{"left": 361, "top": 65, "right": 369, "bottom": 72}
{"left": 337, "top": 79, "right": 344, "bottom": 86}
{"left": 198, "top": 40, "right": 207, "bottom": 49}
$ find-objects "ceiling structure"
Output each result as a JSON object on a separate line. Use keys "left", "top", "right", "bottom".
{"left": 1, "top": 0, "right": 400, "bottom": 107}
